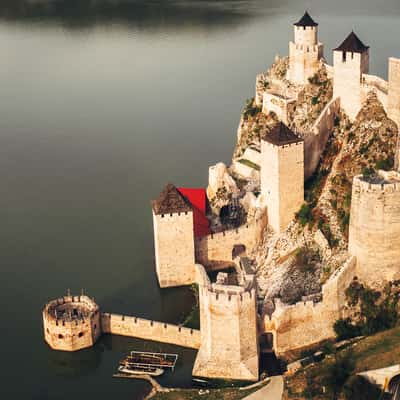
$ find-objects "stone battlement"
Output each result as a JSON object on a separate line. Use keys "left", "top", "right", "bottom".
{"left": 101, "top": 313, "right": 200, "bottom": 349}
{"left": 353, "top": 173, "right": 400, "bottom": 193}
{"left": 292, "top": 43, "right": 321, "bottom": 53}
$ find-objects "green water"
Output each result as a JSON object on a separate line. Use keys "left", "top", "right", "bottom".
{"left": 1, "top": 1, "right": 400, "bottom": 399}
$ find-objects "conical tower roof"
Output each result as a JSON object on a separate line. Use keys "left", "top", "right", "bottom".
{"left": 152, "top": 183, "right": 192, "bottom": 215}
{"left": 334, "top": 31, "right": 369, "bottom": 53}
{"left": 294, "top": 11, "right": 318, "bottom": 27}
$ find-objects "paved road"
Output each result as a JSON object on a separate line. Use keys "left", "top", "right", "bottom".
{"left": 243, "top": 376, "right": 284, "bottom": 400}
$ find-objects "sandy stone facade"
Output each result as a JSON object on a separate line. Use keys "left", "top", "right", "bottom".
{"left": 152, "top": 211, "right": 196, "bottom": 288}
{"left": 101, "top": 313, "right": 201, "bottom": 349}
{"left": 287, "top": 25, "right": 323, "bottom": 85}
{"left": 43, "top": 295, "right": 101, "bottom": 351}
{"left": 261, "top": 135, "right": 304, "bottom": 233}
{"left": 263, "top": 257, "right": 356, "bottom": 355}
{"left": 333, "top": 48, "right": 369, "bottom": 120}
{"left": 193, "top": 265, "right": 259, "bottom": 381}
{"left": 349, "top": 173, "right": 400, "bottom": 288}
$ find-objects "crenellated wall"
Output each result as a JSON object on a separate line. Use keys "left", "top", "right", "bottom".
{"left": 101, "top": 313, "right": 201, "bottom": 349}
{"left": 262, "top": 92, "right": 296, "bottom": 125}
{"left": 263, "top": 257, "right": 356, "bottom": 355}
{"left": 195, "top": 214, "right": 267, "bottom": 270}
{"left": 349, "top": 174, "right": 400, "bottom": 288}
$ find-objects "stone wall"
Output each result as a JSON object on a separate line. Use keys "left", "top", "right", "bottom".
{"left": 333, "top": 50, "right": 369, "bottom": 120}
{"left": 263, "top": 257, "right": 356, "bottom": 355}
{"left": 195, "top": 214, "right": 267, "bottom": 269}
{"left": 349, "top": 174, "right": 400, "bottom": 288}
{"left": 361, "top": 73, "right": 389, "bottom": 111}
{"left": 193, "top": 265, "right": 259, "bottom": 381}
{"left": 388, "top": 58, "right": 400, "bottom": 169}
{"left": 101, "top": 313, "right": 201, "bottom": 349}
{"left": 261, "top": 140, "right": 304, "bottom": 233}
{"left": 153, "top": 211, "right": 196, "bottom": 288}
{"left": 43, "top": 295, "right": 101, "bottom": 352}
{"left": 304, "top": 97, "right": 340, "bottom": 179}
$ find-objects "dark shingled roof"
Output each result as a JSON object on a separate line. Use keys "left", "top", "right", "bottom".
{"left": 294, "top": 11, "right": 318, "bottom": 27}
{"left": 152, "top": 183, "right": 192, "bottom": 215}
{"left": 262, "top": 122, "right": 303, "bottom": 146}
{"left": 334, "top": 31, "right": 369, "bottom": 53}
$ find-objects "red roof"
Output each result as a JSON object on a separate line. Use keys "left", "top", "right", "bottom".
{"left": 177, "top": 188, "right": 210, "bottom": 238}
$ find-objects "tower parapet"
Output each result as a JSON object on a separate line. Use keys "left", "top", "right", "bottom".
{"left": 43, "top": 294, "right": 101, "bottom": 351}
{"left": 349, "top": 172, "right": 400, "bottom": 288}
{"left": 287, "top": 12, "right": 324, "bottom": 85}
{"left": 333, "top": 31, "right": 370, "bottom": 120}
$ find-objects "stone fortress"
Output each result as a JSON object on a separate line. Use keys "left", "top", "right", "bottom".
{"left": 43, "top": 12, "right": 400, "bottom": 383}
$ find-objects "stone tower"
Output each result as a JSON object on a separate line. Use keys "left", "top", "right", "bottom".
{"left": 349, "top": 172, "right": 400, "bottom": 289}
{"left": 287, "top": 11, "right": 324, "bottom": 85}
{"left": 261, "top": 122, "right": 304, "bottom": 233}
{"left": 152, "top": 184, "right": 196, "bottom": 288}
{"left": 387, "top": 58, "right": 400, "bottom": 169}
{"left": 193, "top": 267, "right": 259, "bottom": 381}
{"left": 333, "top": 31, "right": 369, "bottom": 120}
{"left": 43, "top": 294, "right": 101, "bottom": 351}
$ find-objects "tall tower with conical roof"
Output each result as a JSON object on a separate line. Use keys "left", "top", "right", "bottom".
{"left": 333, "top": 31, "right": 370, "bottom": 120}
{"left": 287, "top": 12, "right": 324, "bottom": 85}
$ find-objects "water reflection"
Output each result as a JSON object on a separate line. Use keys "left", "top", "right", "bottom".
{"left": 0, "top": 0, "right": 261, "bottom": 30}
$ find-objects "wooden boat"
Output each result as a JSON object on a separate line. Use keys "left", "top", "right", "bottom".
{"left": 123, "top": 351, "right": 178, "bottom": 369}
{"left": 117, "top": 363, "right": 164, "bottom": 376}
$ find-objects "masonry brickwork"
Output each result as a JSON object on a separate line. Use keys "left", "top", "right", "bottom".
{"left": 333, "top": 47, "right": 369, "bottom": 121}
{"left": 349, "top": 174, "right": 400, "bottom": 288}
{"left": 192, "top": 265, "right": 259, "bottom": 381}
{"left": 152, "top": 211, "right": 196, "bottom": 288}
{"left": 263, "top": 257, "right": 356, "bottom": 355}
{"left": 287, "top": 25, "right": 323, "bottom": 85}
{"left": 261, "top": 139, "right": 304, "bottom": 233}
{"left": 101, "top": 313, "right": 200, "bottom": 349}
{"left": 195, "top": 214, "right": 267, "bottom": 270}
{"left": 43, "top": 295, "right": 101, "bottom": 352}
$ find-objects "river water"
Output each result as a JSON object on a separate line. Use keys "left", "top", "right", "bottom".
{"left": 1, "top": 1, "right": 400, "bottom": 399}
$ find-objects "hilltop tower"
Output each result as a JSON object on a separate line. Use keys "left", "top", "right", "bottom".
{"left": 193, "top": 267, "right": 259, "bottom": 381}
{"left": 152, "top": 184, "right": 196, "bottom": 288}
{"left": 388, "top": 58, "right": 400, "bottom": 169}
{"left": 261, "top": 122, "right": 304, "bottom": 233}
{"left": 349, "top": 172, "right": 400, "bottom": 288}
{"left": 43, "top": 294, "right": 101, "bottom": 351}
{"left": 287, "top": 11, "right": 324, "bottom": 85}
{"left": 333, "top": 31, "right": 369, "bottom": 120}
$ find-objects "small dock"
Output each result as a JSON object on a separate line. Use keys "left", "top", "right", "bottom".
{"left": 124, "top": 350, "right": 178, "bottom": 370}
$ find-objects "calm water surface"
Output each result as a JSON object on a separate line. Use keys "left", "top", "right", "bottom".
{"left": 1, "top": 1, "right": 400, "bottom": 398}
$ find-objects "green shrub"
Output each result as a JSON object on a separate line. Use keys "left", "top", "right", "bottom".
{"left": 296, "top": 204, "right": 313, "bottom": 226}
{"left": 375, "top": 157, "right": 394, "bottom": 171}
{"left": 334, "top": 318, "right": 362, "bottom": 341}
{"left": 343, "top": 375, "right": 382, "bottom": 400}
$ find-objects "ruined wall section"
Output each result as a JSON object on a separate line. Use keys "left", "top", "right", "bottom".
{"left": 153, "top": 211, "right": 196, "bottom": 288}
{"left": 349, "top": 175, "right": 400, "bottom": 288}
{"left": 101, "top": 313, "right": 200, "bottom": 349}
{"left": 193, "top": 265, "right": 259, "bottom": 381}
{"left": 43, "top": 295, "right": 101, "bottom": 352}
{"left": 262, "top": 92, "right": 296, "bottom": 125}
{"left": 195, "top": 213, "right": 267, "bottom": 270}
{"left": 263, "top": 257, "right": 356, "bottom": 355}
